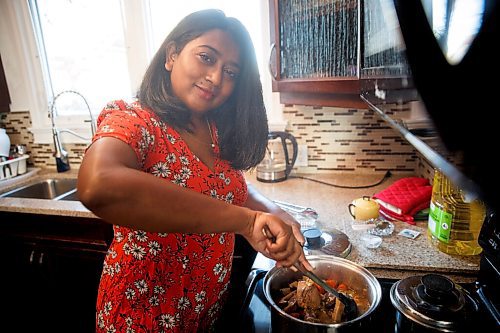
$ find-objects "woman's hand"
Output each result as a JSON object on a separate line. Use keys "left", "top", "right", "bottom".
{"left": 273, "top": 210, "right": 306, "bottom": 248}
{"left": 242, "top": 211, "right": 311, "bottom": 270}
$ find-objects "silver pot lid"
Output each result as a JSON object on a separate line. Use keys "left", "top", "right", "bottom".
{"left": 303, "top": 227, "right": 352, "bottom": 258}
{"left": 390, "top": 274, "right": 478, "bottom": 331}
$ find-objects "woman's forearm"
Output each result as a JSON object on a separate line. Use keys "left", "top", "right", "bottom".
{"left": 78, "top": 139, "right": 254, "bottom": 235}
{"left": 245, "top": 183, "right": 284, "bottom": 214}
{"left": 78, "top": 138, "right": 309, "bottom": 268}
{"left": 86, "top": 168, "right": 253, "bottom": 233}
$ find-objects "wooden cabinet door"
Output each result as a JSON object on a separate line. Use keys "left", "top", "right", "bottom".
{"left": 0, "top": 212, "right": 111, "bottom": 333}
{"left": 1, "top": 240, "right": 105, "bottom": 333}
{"left": 268, "top": 0, "right": 365, "bottom": 108}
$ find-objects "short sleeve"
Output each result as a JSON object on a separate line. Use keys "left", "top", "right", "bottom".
{"left": 91, "top": 100, "right": 156, "bottom": 167}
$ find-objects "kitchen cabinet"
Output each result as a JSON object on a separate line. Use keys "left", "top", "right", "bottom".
{"left": 268, "top": 0, "right": 366, "bottom": 108}
{"left": 0, "top": 212, "right": 112, "bottom": 333}
{"left": 0, "top": 54, "right": 10, "bottom": 113}
{"left": 0, "top": 209, "right": 257, "bottom": 332}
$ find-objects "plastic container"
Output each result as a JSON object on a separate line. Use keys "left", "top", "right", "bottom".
{"left": 0, "top": 155, "right": 30, "bottom": 180}
{"left": 427, "top": 169, "right": 486, "bottom": 255}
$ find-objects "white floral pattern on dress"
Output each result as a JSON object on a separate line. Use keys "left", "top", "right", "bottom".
{"left": 94, "top": 100, "right": 248, "bottom": 332}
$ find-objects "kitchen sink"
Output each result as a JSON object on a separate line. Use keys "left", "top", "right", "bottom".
{"left": 57, "top": 188, "right": 79, "bottom": 201}
{"left": 0, "top": 178, "right": 78, "bottom": 200}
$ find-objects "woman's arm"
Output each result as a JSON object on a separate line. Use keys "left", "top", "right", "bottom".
{"left": 78, "top": 137, "right": 305, "bottom": 267}
{"left": 244, "top": 183, "right": 312, "bottom": 270}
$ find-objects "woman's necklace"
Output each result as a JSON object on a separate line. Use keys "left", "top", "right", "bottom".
{"left": 206, "top": 118, "right": 215, "bottom": 149}
{"left": 181, "top": 118, "right": 215, "bottom": 149}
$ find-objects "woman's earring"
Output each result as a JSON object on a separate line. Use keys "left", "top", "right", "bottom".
{"left": 165, "top": 51, "right": 176, "bottom": 71}
{"left": 165, "top": 42, "right": 177, "bottom": 70}
{"left": 165, "top": 62, "right": 172, "bottom": 72}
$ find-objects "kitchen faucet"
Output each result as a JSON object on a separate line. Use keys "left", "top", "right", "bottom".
{"left": 49, "top": 90, "right": 96, "bottom": 172}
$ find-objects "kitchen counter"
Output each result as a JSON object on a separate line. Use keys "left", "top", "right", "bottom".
{"left": 0, "top": 168, "right": 97, "bottom": 218}
{"left": 245, "top": 171, "right": 481, "bottom": 283}
{"left": 0, "top": 168, "right": 481, "bottom": 283}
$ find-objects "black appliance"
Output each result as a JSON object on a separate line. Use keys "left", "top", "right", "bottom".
{"left": 359, "top": 1, "right": 499, "bottom": 328}
{"left": 360, "top": 0, "right": 499, "bottom": 215}
{"left": 236, "top": 209, "right": 498, "bottom": 332}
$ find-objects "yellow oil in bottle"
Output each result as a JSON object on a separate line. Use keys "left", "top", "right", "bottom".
{"left": 427, "top": 169, "right": 486, "bottom": 255}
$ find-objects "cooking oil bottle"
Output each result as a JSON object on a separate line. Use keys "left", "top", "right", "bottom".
{"left": 427, "top": 169, "right": 486, "bottom": 255}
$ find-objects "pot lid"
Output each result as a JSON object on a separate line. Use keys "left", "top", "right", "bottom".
{"left": 390, "top": 274, "right": 478, "bottom": 331}
{"left": 303, "top": 227, "right": 351, "bottom": 258}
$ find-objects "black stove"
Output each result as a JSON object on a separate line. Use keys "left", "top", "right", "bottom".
{"left": 234, "top": 212, "right": 500, "bottom": 332}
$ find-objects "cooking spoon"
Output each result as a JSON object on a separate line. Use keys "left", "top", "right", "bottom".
{"left": 262, "top": 226, "right": 358, "bottom": 321}
{"left": 292, "top": 261, "right": 358, "bottom": 321}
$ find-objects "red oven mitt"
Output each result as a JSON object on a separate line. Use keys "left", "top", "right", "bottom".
{"left": 373, "top": 177, "right": 432, "bottom": 225}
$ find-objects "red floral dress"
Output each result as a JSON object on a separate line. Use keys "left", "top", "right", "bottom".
{"left": 92, "top": 100, "right": 248, "bottom": 332}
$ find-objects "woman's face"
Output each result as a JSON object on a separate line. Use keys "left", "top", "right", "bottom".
{"left": 165, "top": 29, "right": 241, "bottom": 115}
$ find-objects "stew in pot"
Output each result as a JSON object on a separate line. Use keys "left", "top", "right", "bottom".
{"left": 276, "top": 276, "right": 371, "bottom": 324}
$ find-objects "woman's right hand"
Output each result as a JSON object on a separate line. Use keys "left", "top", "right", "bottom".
{"left": 242, "top": 211, "right": 311, "bottom": 270}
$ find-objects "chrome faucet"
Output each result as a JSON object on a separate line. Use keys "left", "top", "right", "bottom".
{"left": 49, "top": 90, "right": 96, "bottom": 172}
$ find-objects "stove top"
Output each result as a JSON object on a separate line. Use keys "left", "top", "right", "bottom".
{"left": 237, "top": 270, "right": 497, "bottom": 332}
{"left": 239, "top": 270, "right": 397, "bottom": 333}
{"left": 231, "top": 211, "right": 500, "bottom": 332}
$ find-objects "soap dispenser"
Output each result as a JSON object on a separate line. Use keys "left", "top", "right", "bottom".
{"left": 0, "top": 127, "right": 10, "bottom": 160}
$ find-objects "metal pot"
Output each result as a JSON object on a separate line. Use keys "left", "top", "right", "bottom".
{"left": 390, "top": 274, "right": 480, "bottom": 332}
{"left": 263, "top": 255, "right": 382, "bottom": 332}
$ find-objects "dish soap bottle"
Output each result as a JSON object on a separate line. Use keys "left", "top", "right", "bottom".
{"left": 427, "top": 169, "right": 486, "bottom": 255}
{"left": 0, "top": 127, "right": 11, "bottom": 159}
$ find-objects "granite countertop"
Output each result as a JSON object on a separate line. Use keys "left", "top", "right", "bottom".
{"left": 0, "top": 168, "right": 97, "bottom": 218}
{"left": 245, "top": 171, "right": 480, "bottom": 283}
{"left": 0, "top": 168, "right": 481, "bottom": 283}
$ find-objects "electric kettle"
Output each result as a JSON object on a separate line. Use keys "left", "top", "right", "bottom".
{"left": 256, "top": 131, "right": 298, "bottom": 183}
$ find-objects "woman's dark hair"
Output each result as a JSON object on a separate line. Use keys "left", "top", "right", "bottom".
{"left": 138, "top": 9, "right": 268, "bottom": 171}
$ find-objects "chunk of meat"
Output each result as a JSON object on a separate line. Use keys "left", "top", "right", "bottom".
{"left": 278, "top": 290, "right": 298, "bottom": 313}
{"left": 296, "top": 280, "right": 321, "bottom": 309}
{"left": 332, "top": 298, "right": 345, "bottom": 322}
{"left": 278, "top": 290, "right": 295, "bottom": 305}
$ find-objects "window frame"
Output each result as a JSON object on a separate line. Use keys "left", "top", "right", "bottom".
{"left": 0, "top": 0, "right": 284, "bottom": 145}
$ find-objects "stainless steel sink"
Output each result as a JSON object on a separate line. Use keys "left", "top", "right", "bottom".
{"left": 57, "top": 188, "right": 79, "bottom": 201}
{"left": 0, "top": 178, "right": 77, "bottom": 200}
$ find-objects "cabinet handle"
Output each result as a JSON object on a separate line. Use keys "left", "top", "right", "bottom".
{"left": 268, "top": 42, "right": 277, "bottom": 80}
{"left": 38, "top": 252, "right": 44, "bottom": 265}
{"left": 29, "top": 249, "right": 35, "bottom": 264}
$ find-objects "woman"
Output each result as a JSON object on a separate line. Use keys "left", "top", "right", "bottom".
{"left": 78, "top": 9, "right": 309, "bottom": 332}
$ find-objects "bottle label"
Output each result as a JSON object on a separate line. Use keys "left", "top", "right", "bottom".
{"left": 428, "top": 202, "right": 453, "bottom": 243}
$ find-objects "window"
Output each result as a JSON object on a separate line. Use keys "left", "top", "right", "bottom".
{"left": 29, "top": 0, "right": 133, "bottom": 116}
{"left": 17, "top": 0, "right": 271, "bottom": 143}
{"left": 148, "top": 0, "right": 265, "bottom": 76}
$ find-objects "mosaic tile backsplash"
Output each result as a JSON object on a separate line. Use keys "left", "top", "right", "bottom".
{"left": 1, "top": 107, "right": 432, "bottom": 179}
{"left": 1, "top": 111, "right": 87, "bottom": 170}
{"left": 282, "top": 104, "right": 422, "bottom": 175}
